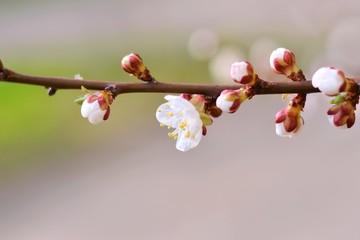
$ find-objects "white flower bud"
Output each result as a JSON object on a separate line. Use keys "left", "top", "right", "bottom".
{"left": 312, "top": 67, "right": 347, "bottom": 96}
{"left": 216, "top": 89, "right": 244, "bottom": 113}
{"left": 269, "top": 48, "right": 298, "bottom": 77}
{"left": 81, "top": 90, "right": 113, "bottom": 124}
{"left": 230, "top": 61, "right": 256, "bottom": 85}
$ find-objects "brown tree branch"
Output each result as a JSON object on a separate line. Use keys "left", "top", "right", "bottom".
{"left": 1, "top": 59, "right": 359, "bottom": 98}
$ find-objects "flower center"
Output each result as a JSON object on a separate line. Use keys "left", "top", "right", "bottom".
{"left": 167, "top": 120, "right": 191, "bottom": 140}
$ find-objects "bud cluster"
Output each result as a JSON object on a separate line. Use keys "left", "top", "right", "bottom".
{"left": 312, "top": 67, "right": 359, "bottom": 129}
{"left": 216, "top": 61, "right": 259, "bottom": 114}
{"left": 269, "top": 48, "right": 307, "bottom": 137}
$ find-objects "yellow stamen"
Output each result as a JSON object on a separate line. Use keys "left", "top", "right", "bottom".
{"left": 168, "top": 132, "right": 178, "bottom": 140}
{"left": 185, "top": 131, "right": 191, "bottom": 138}
{"left": 160, "top": 123, "right": 165, "bottom": 127}
{"left": 166, "top": 112, "right": 174, "bottom": 117}
{"left": 157, "top": 109, "right": 162, "bottom": 112}
{"left": 178, "top": 120, "right": 187, "bottom": 130}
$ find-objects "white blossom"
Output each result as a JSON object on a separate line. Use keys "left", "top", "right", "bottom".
{"left": 156, "top": 95, "right": 203, "bottom": 152}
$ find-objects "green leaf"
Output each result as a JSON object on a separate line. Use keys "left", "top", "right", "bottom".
{"left": 74, "top": 95, "right": 87, "bottom": 105}
{"left": 330, "top": 94, "right": 345, "bottom": 104}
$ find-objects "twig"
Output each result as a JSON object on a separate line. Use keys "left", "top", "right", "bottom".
{"left": 1, "top": 63, "right": 359, "bottom": 98}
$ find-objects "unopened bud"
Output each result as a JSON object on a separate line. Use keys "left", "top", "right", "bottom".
{"left": 121, "top": 53, "right": 152, "bottom": 81}
{"left": 275, "top": 105, "right": 303, "bottom": 138}
{"left": 327, "top": 101, "right": 355, "bottom": 128}
{"left": 312, "top": 67, "right": 347, "bottom": 96}
{"left": 230, "top": 61, "right": 258, "bottom": 86}
{"left": 270, "top": 48, "right": 299, "bottom": 78}
{"left": 216, "top": 89, "right": 248, "bottom": 113}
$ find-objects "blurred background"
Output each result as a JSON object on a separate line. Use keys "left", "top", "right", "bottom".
{"left": 1, "top": 0, "right": 360, "bottom": 239}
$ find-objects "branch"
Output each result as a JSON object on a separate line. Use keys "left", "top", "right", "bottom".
{"left": 0, "top": 59, "right": 341, "bottom": 98}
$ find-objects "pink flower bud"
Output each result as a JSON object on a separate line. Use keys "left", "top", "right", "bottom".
{"left": 270, "top": 48, "right": 299, "bottom": 77}
{"left": 311, "top": 67, "right": 347, "bottom": 96}
{"left": 327, "top": 101, "right": 355, "bottom": 128}
{"left": 230, "top": 61, "right": 257, "bottom": 85}
{"left": 275, "top": 106, "right": 303, "bottom": 137}
{"left": 216, "top": 89, "right": 248, "bottom": 113}
{"left": 121, "top": 53, "right": 152, "bottom": 81}
{"left": 81, "top": 90, "right": 114, "bottom": 124}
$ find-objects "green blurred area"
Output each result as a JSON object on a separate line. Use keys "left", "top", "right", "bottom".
{"left": 0, "top": 36, "right": 213, "bottom": 178}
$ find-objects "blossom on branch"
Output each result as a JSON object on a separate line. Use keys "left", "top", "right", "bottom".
{"left": 81, "top": 89, "right": 114, "bottom": 124}
{"left": 156, "top": 95, "right": 204, "bottom": 152}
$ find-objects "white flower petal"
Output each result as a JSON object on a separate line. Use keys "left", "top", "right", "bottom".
{"left": 176, "top": 129, "right": 202, "bottom": 151}
{"left": 81, "top": 100, "right": 106, "bottom": 124}
{"left": 176, "top": 115, "right": 203, "bottom": 152}
{"left": 81, "top": 99, "right": 92, "bottom": 118}
{"left": 88, "top": 109, "right": 106, "bottom": 124}
{"left": 156, "top": 95, "right": 197, "bottom": 126}
{"left": 156, "top": 103, "right": 183, "bottom": 127}
{"left": 165, "top": 95, "right": 196, "bottom": 111}
{"left": 275, "top": 123, "right": 289, "bottom": 137}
